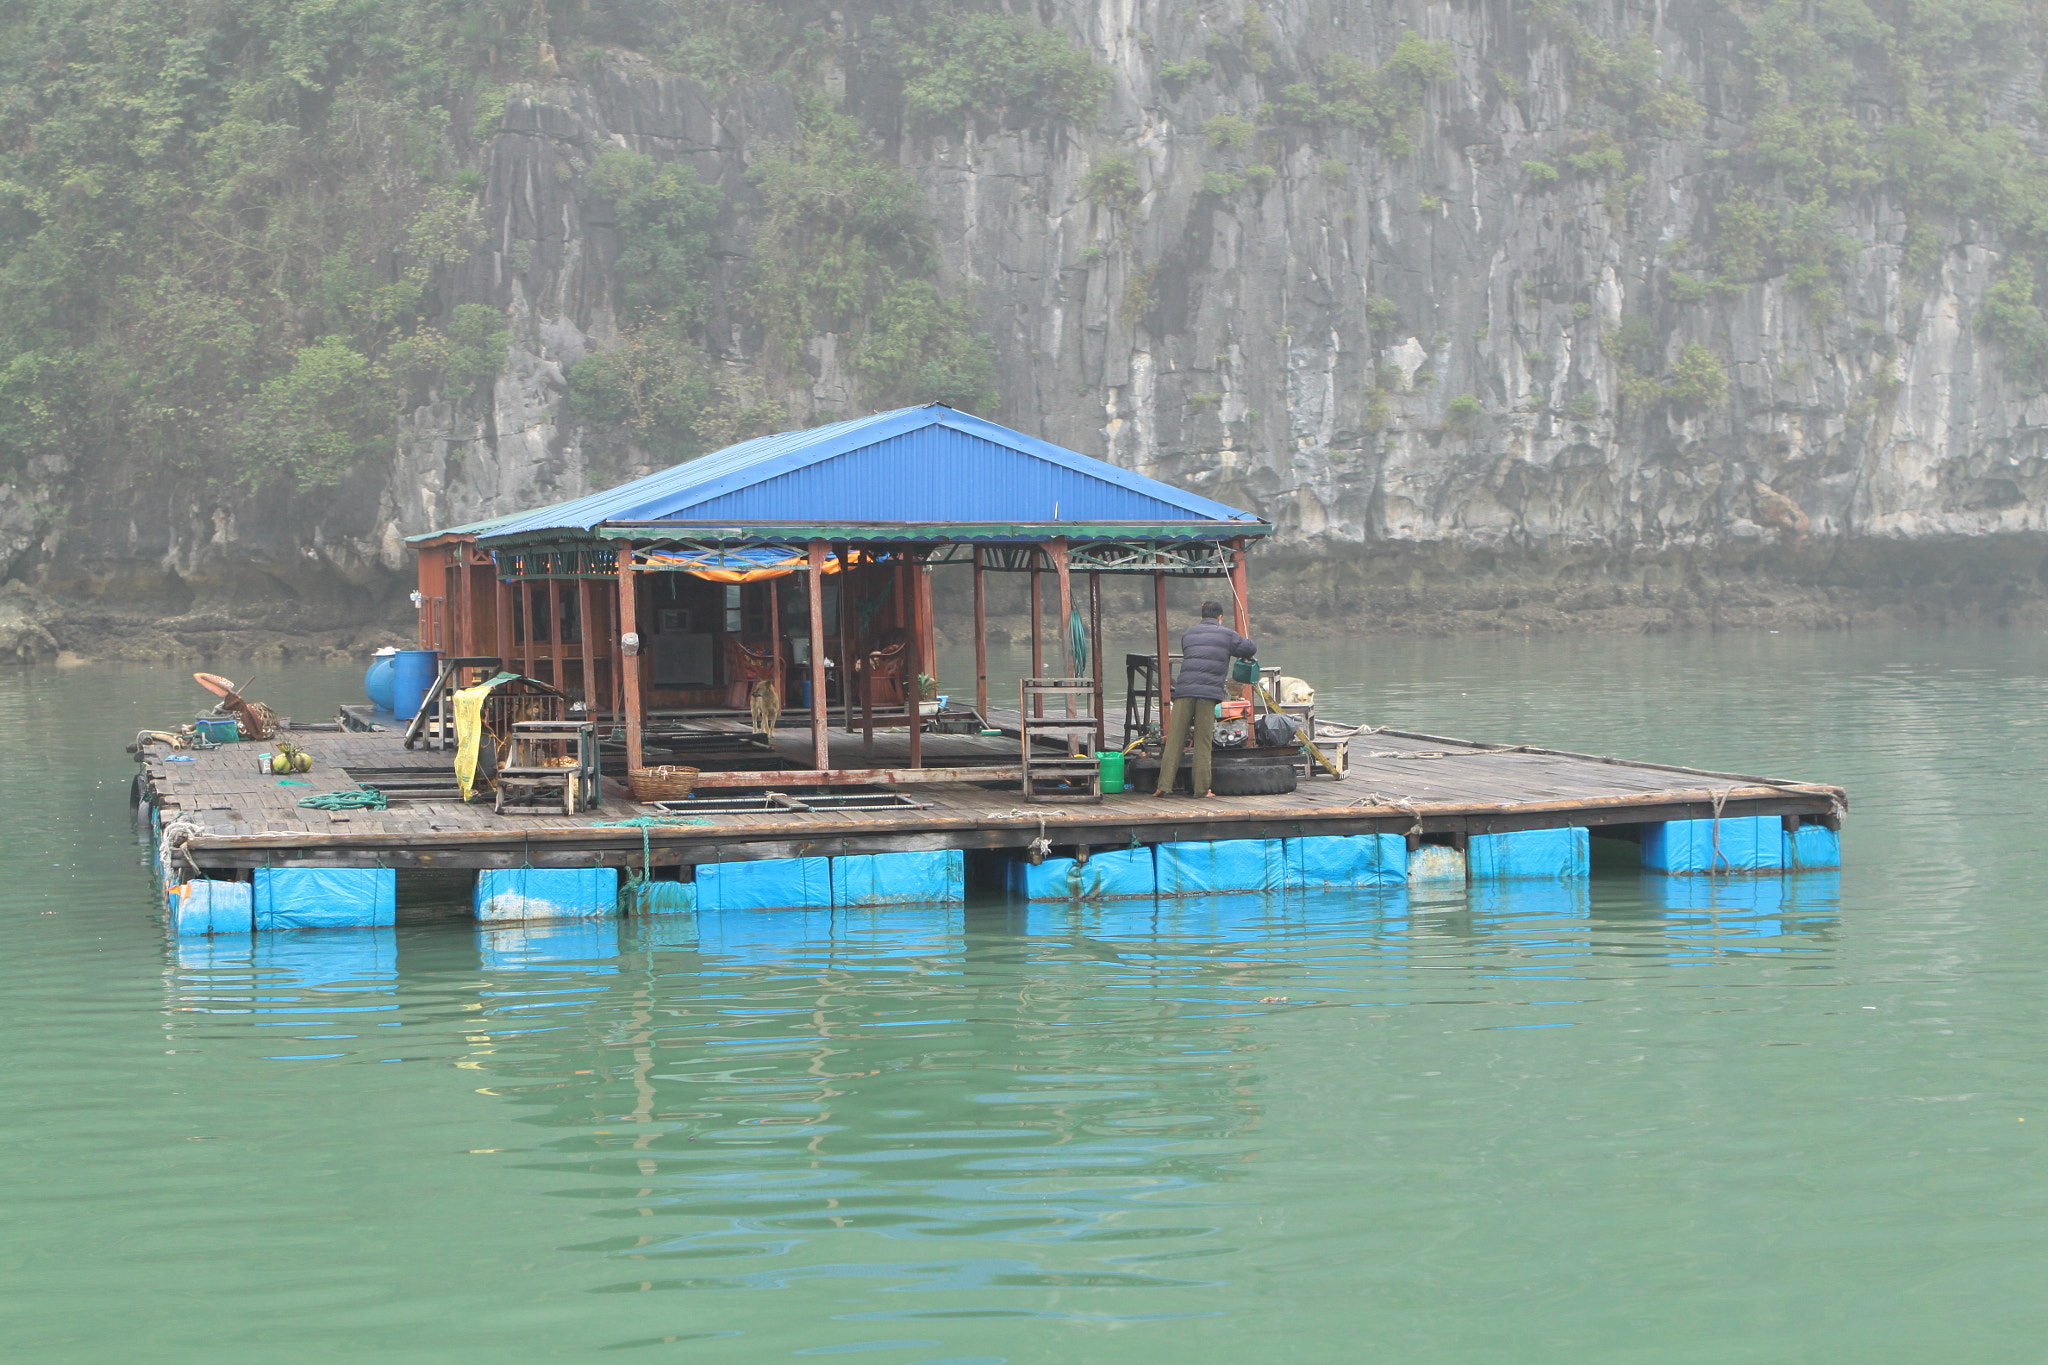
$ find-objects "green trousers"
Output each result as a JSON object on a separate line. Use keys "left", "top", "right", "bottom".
{"left": 1156, "top": 695, "right": 1215, "bottom": 795}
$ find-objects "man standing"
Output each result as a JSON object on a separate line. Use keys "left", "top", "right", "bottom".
{"left": 1155, "top": 601, "right": 1256, "bottom": 798}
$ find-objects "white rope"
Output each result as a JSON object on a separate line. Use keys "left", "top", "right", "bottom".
{"left": 1708, "top": 785, "right": 1734, "bottom": 876}
{"left": 156, "top": 816, "right": 207, "bottom": 890}
{"left": 996, "top": 808, "right": 1055, "bottom": 863}
{"left": 1343, "top": 792, "right": 1425, "bottom": 835}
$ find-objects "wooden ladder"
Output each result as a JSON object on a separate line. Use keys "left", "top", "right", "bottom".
{"left": 1020, "top": 677, "right": 1102, "bottom": 804}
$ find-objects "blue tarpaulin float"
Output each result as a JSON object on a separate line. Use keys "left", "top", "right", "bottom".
{"left": 1643, "top": 817, "right": 1785, "bottom": 874}
{"left": 697, "top": 856, "right": 832, "bottom": 911}
{"left": 1784, "top": 823, "right": 1842, "bottom": 871}
{"left": 831, "top": 850, "right": 964, "bottom": 907}
{"left": 987, "top": 847, "right": 1156, "bottom": 901}
{"left": 1468, "top": 828, "right": 1590, "bottom": 880}
{"left": 1283, "top": 834, "right": 1407, "bottom": 890}
{"left": 253, "top": 868, "right": 396, "bottom": 930}
{"left": 169, "top": 879, "right": 253, "bottom": 937}
{"left": 1156, "top": 839, "right": 1286, "bottom": 896}
{"left": 475, "top": 868, "right": 619, "bottom": 922}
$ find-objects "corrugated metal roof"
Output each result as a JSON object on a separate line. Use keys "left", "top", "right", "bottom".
{"left": 477, "top": 405, "right": 1261, "bottom": 541}
{"left": 405, "top": 497, "right": 578, "bottom": 544}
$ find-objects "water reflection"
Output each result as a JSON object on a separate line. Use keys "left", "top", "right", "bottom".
{"left": 153, "top": 870, "right": 1850, "bottom": 1353}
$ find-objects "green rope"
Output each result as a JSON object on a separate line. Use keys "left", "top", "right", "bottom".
{"left": 1068, "top": 608, "right": 1088, "bottom": 675}
{"left": 297, "top": 787, "right": 387, "bottom": 811}
{"left": 589, "top": 814, "right": 713, "bottom": 888}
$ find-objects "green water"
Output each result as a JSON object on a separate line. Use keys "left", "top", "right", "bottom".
{"left": 4, "top": 631, "right": 2046, "bottom": 1363}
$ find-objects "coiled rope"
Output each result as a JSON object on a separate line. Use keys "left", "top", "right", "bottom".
{"left": 155, "top": 816, "right": 207, "bottom": 888}
{"left": 297, "top": 788, "right": 387, "bottom": 811}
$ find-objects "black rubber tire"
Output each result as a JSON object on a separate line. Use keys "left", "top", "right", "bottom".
{"left": 1209, "top": 758, "right": 1298, "bottom": 796}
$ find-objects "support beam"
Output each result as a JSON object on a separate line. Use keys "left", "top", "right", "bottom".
{"left": 1153, "top": 570, "right": 1172, "bottom": 714}
{"left": 916, "top": 556, "right": 937, "bottom": 690}
{"left": 616, "top": 545, "right": 643, "bottom": 774}
{"left": 767, "top": 574, "right": 783, "bottom": 719}
{"left": 1229, "top": 536, "right": 1250, "bottom": 635}
{"left": 577, "top": 579, "right": 597, "bottom": 712}
{"left": 907, "top": 558, "right": 923, "bottom": 770}
{"left": 1089, "top": 571, "right": 1104, "bottom": 754}
{"left": 1051, "top": 538, "right": 1077, "bottom": 753}
{"left": 540, "top": 580, "right": 557, "bottom": 687}
{"left": 972, "top": 545, "right": 989, "bottom": 720}
{"left": 1028, "top": 564, "right": 1043, "bottom": 716}
{"left": 453, "top": 551, "right": 470, "bottom": 655}
{"left": 807, "top": 540, "right": 829, "bottom": 772}
{"left": 495, "top": 567, "right": 515, "bottom": 677}
{"left": 836, "top": 541, "right": 855, "bottom": 735}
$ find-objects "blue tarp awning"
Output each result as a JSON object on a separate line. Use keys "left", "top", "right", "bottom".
{"left": 465, "top": 405, "right": 1263, "bottom": 545}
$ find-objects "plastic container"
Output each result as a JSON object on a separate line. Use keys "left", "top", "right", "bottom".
{"left": 194, "top": 716, "right": 241, "bottom": 744}
{"left": 391, "top": 649, "right": 440, "bottom": 721}
{"left": 1096, "top": 750, "right": 1126, "bottom": 794}
{"left": 364, "top": 647, "right": 398, "bottom": 712}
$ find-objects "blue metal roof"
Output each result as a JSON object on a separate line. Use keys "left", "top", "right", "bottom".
{"left": 477, "top": 406, "right": 1261, "bottom": 540}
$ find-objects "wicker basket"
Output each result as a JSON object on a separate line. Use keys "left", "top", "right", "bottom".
{"left": 628, "top": 765, "right": 700, "bottom": 801}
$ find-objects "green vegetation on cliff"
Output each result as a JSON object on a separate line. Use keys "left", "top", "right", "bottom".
{"left": 0, "top": 0, "right": 1052, "bottom": 493}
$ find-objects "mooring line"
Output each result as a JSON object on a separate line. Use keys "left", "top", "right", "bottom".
{"left": 1343, "top": 792, "right": 1425, "bottom": 835}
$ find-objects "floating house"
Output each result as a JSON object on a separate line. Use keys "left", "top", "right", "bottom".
{"left": 137, "top": 406, "right": 1847, "bottom": 938}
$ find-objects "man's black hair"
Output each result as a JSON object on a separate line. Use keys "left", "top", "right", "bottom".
{"left": 1199, "top": 601, "right": 1225, "bottom": 619}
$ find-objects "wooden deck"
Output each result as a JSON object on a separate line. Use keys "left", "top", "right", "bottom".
{"left": 140, "top": 717, "right": 1848, "bottom": 873}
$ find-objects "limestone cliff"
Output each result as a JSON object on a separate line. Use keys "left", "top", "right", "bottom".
{"left": 5, "top": 0, "right": 2047, "bottom": 660}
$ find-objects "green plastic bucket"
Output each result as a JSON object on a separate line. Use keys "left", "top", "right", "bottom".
{"left": 1096, "top": 750, "right": 1126, "bottom": 793}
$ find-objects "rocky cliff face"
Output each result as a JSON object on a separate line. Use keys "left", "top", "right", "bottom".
{"left": 7, "top": 0, "right": 2048, "bottom": 661}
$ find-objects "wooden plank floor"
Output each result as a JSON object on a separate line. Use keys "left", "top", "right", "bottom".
{"left": 142, "top": 716, "right": 1847, "bottom": 871}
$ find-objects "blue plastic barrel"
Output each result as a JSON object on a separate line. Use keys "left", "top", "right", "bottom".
{"left": 391, "top": 649, "right": 440, "bottom": 721}
{"left": 364, "top": 648, "right": 398, "bottom": 712}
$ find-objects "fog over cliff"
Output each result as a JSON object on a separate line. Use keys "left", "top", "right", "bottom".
{"left": 2, "top": 0, "right": 2045, "bottom": 659}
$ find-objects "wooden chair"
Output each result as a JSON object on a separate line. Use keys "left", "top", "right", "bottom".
{"left": 855, "top": 632, "right": 911, "bottom": 745}
{"left": 723, "top": 637, "right": 779, "bottom": 711}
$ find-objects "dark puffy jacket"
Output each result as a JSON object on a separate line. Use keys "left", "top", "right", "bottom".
{"left": 1173, "top": 620, "right": 1257, "bottom": 701}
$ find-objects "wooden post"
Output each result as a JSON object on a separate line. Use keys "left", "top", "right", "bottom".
{"left": 806, "top": 541, "right": 829, "bottom": 772}
{"left": 416, "top": 546, "right": 439, "bottom": 649}
{"left": 617, "top": 546, "right": 642, "bottom": 774}
{"left": 837, "top": 542, "right": 856, "bottom": 735}
{"left": 577, "top": 579, "right": 597, "bottom": 711}
{"left": 767, "top": 574, "right": 782, "bottom": 723}
{"left": 1153, "top": 569, "right": 1172, "bottom": 717}
{"left": 604, "top": 583, "right": 622, "bottom": 724}
{"left": 539, "top": 581, "right": 556, "bottom": 688}
{"left": 916, "top": 560, "right": 937, "bottom": 697}
{"left": 1230, "top": 536, "right": 1251, "bottom": 636}
{"left": 1089, "top": 570, "right": 1105, "bottom": 755}
{"left": 971, "top": 545, "right": 989, "bottom": 720}
{"left": 906, "top": 556, "right": 923, "bottom": 770}
{"left": 495, "top": 563, "right": 514, "bottom": 675}
{"left": 1051, "top": 539, "right": 1077, "bottom": 753}
{"left": 1028, "top": 561, "right": 1043, "bottom": 716}
{"left": 452, "top": 551, "right": 468, "bottom": 655}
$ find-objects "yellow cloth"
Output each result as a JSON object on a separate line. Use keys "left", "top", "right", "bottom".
{"left": 453, "top": 681, "right": 494, "bottom": 800}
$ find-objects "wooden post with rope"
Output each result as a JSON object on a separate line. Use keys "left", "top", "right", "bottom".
{"left": 616, "top": 545, "right": 643, "bottom": 775}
